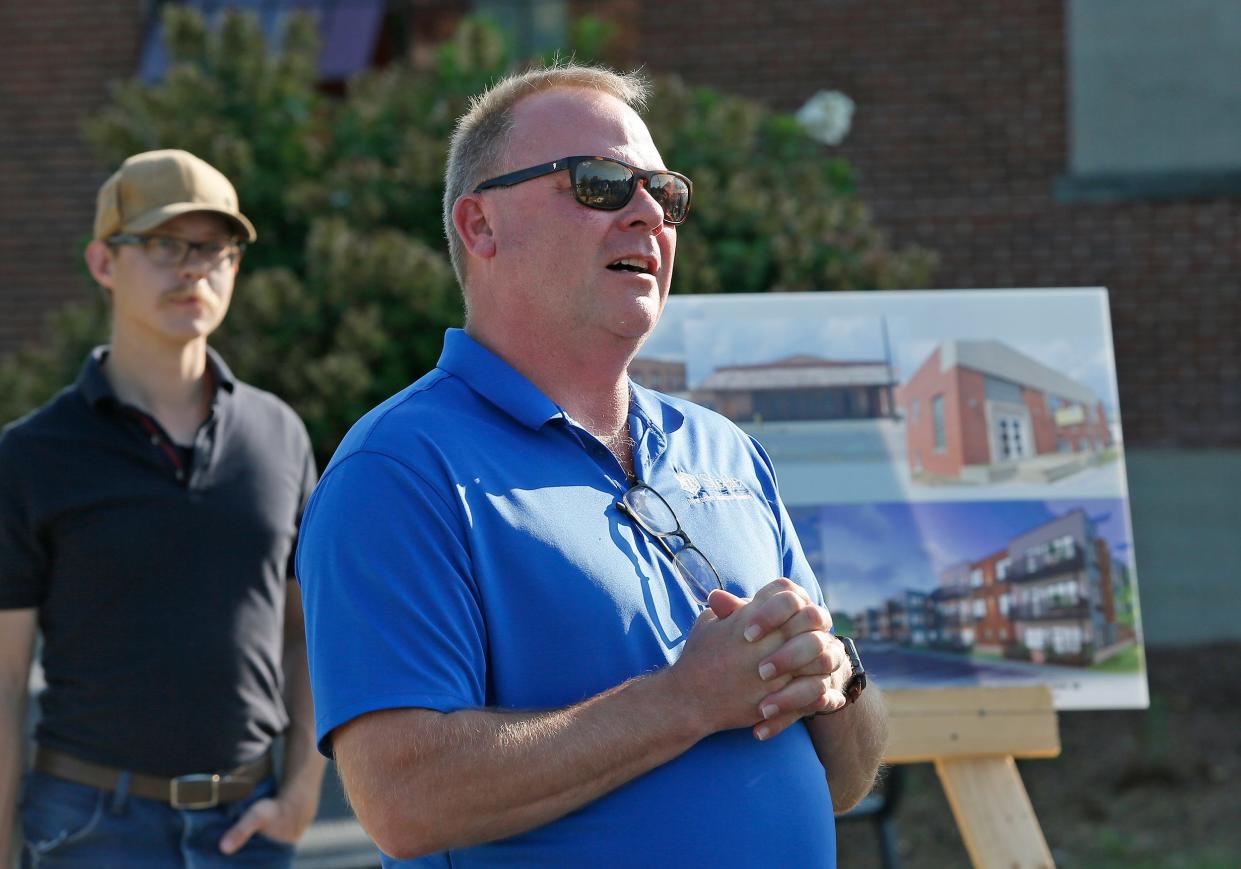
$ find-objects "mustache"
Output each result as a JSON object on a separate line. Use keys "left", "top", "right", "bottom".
{"left": 161, "top": 285, "right": 209, "bottom": 301}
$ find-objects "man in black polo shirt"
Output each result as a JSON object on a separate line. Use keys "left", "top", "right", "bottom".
{"left": 0, "top": 149, "right": 325, "bottom": 866}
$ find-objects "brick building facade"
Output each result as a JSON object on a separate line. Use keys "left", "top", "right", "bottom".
{"left": 0, "top": 0, "right": 144, "bottom": 357}
{"left": 631, "top": 0, "right": 1240, "bottom": 449}
{"left": 855, "top": 507, "right": 1133, "bottom": 664}
{"left": 3, "top": 1, "right": 1238, "bottom": 451}
{"left": 896, "top": 339, "right": 1112, "bottom": 480}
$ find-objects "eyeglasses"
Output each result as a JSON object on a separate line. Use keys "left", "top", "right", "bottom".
{"left": 617, "top": 483, "right": 722, "bottom": 605}
{"left": 106, "top": 234, "right": 246, "bottom": 269}
{"left": 474, "top": 156, "right": 693, "bottom": 225}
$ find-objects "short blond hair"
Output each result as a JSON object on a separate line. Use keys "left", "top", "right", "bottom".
{"left": 442, "top": 64, "right": 650, "bottom": 287}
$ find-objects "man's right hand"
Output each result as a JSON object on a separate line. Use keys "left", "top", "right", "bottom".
{"left": 668, "top": 578, "right": 841, "bottom": 741}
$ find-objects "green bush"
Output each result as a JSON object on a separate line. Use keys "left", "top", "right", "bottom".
{"left": 1004, "top": 642, "right": 1033, "bottom": 662}
{"left": 0, "top": 8, "right": 936, "bottom": 465}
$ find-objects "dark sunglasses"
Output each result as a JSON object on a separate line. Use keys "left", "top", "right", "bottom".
{"left": 474, "top": 156, "right": 693, "bottom": 225}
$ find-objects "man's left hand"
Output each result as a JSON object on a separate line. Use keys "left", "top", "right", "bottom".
{"left": 708, "top": 581, "right": 852, "bottom": 739}
{"left": 218, "top": 794, "right": 314, "bottom": 855}
{"left": 756, "top": 631, "right": 853, "bottom": 717}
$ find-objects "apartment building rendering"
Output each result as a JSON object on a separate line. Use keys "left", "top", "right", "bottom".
{"left": 896, "top": 340, "right": 1114, "bottom": 483}
{"left": 853, "top": 508, "right": 1135, "bottom": 666}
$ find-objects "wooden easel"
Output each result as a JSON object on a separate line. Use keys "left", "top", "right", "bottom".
{"left": 883, "top": 686, "right": 1060, "bottom": 868}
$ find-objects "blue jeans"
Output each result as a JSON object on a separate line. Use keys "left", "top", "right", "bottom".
{"left": 19, "top": 769, "right": 295, "bottom": 868}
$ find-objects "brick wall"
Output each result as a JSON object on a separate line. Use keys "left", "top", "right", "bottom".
{"left": 4, "top": 2, "right": 1237, "bottom": 448}
{"left": 0, "top": 1, "right": 144, "bottom": 355}
{"left": 633, "top": 0, "right": 1241, "bottom": 448}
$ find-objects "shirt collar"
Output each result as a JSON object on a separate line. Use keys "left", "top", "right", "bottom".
{"left": 436, "top": 328, "right": 688, "bottom": 441}
{"left": 439, "top": 325, "right": 689, "bottom": 441}
{"left": 436, "top": 329, "right": 562, "bottom": 430}
{"left": 628, "top": 377, "right": 685, "bottom": 441}
{"left": 76, "top": 345, "right": 237, "bottom": 409}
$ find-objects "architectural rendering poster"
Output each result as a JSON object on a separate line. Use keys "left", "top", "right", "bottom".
{"left": 633, "top": 289, "right": 1147, "bottom": 710}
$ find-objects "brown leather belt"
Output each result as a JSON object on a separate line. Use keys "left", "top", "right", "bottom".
{"left": 34, "top": 746, "right": 272, "bottom": 810}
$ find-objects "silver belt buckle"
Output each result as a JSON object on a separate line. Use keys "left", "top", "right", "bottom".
{"left": 170, "top": 773, "right": 222, "bottom": 809}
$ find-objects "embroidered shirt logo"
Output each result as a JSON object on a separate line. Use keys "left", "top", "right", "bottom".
{"left": 675, "top": 471, "right": 754, "bottom": 503}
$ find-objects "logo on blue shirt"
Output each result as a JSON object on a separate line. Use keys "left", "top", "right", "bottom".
{"left": 675, "top": 471, "right": 754, "bottom": 504}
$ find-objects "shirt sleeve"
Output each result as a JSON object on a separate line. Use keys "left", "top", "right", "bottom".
{"left": 295, "top": 449, "right": 486, "bottom": 756}
{"left": 0, "top": 428, "right": 47, "bottom": 609}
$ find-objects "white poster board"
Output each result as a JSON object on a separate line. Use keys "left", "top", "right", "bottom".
{"left": 634, "top": 288, "right": 1147, "bottom": 710}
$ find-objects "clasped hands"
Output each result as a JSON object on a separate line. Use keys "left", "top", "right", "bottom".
{"left": 673, "top": 578, "right": 852, "bottom": 742}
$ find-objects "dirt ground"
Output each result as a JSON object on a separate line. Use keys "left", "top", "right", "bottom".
{"left": 838, "top": 642, "right": 1241, "bottom": 869}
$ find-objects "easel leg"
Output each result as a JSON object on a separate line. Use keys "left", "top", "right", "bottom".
{"left": 933, "top": 755, "right": 1055, "bottom": 869}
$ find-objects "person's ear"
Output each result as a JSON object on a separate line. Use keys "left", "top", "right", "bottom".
{"left": 84, "top": 240, "right": 118, "bottom": 293}
{"left": 453, "top": 194, "right": 497, "bottom": 260}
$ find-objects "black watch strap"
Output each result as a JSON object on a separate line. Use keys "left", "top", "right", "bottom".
{"left": 839, "top": 636, "right": 867, "bottom": 705}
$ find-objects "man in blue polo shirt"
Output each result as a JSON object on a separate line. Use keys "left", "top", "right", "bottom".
{"left": 297, "top": 65, "right": 888, "bottom": 866}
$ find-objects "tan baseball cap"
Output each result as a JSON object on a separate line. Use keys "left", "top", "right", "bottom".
{"left": 93, "top": 149, "right": 257, "bottom": 242}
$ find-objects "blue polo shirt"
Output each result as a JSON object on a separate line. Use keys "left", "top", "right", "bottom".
{"left": 297, "top": 329, "right": 835, "bottom": 867}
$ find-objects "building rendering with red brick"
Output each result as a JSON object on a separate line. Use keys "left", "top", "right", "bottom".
{"left": 856, "top": 507, "right": 1133, "bottom": 666}
{"left": 896, "top": 340, "right": 1113, "bottom": 482}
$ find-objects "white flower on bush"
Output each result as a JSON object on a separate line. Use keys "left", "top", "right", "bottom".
{"left": 796, "top": 90, "right": 855, "bottom": 146}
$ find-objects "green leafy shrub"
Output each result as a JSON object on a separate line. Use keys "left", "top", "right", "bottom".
{"left": 1004, "top": 642, "right": 1033, "bottom": 662}
{"left": 0, "top": 8, "right": 935, "bottom": 465}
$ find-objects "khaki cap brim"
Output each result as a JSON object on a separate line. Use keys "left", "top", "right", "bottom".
{"left": 122, "top": 203, "right": 258, "bottom": 243}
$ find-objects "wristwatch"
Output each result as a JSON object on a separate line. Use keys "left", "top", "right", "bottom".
{"left": 809, "top": 635, "right": 868, "bottom": 717}
{"left": 839, "top": 636, "right": 867, "bottom": 705}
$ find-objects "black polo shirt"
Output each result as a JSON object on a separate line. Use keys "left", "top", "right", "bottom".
{"left": 0, "top": 347, "right": 316, "bottom": 776}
